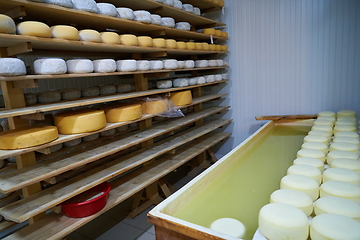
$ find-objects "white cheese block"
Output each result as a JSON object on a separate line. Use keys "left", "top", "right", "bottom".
{"left": 100, "top": 32, "right": 120, "bottom": 44}
{"left": 297, "top": 149, "right": 326, "bottom": 163}
{"left": 116, "top": 8, "right": 135, "bottom": 20}
{"left": 116, "top": 59, "right": 137, "bottom": 72}
{"left": 79, "top": 29, "right": 101, "bottom": 43}
{"left": 37, "top": 91, "right": 61, "bottom": 103}
{"left": 93, "top": 59, "right": 116, "bottom": 73}
{"left": 270, "top": 189, "right": 313, "bottom": 216}
{"left": 82, "top": 86, "right": 99, "bottom": 97}
{"left": 308, "top": 130, "right": 332, "bottom": 139}
{"left": 216, "top": 59, "right": 224, "bottom": 66}
{"left": 205, "top": 75, "right": 215, "bottom": 83}
{"left": 99, "top": 85, "right": 116, "bottom": 95}
{"left": 63, "top": 138, "right": 82, "bottom": 147}
{"left": 326, "top": 150, "right": 358, "bottom": 165}
{"left": 193, "top": 7, "right": 201, "bottom": 15}
{"left": 323, "top": 167, "right": 360, "bottom": 186}
{"left": 301, "top": 142, "right": 328, "bottom": 155}
{"left": 163, "top": 59, "right": 178, "bottom": 69}
{"left": 116, "top": 125, "right": 128, "bottom": 132}
{"left": 61, "top": 88, "right": 81, "bottom": 100}
{"left": 310, "top": 214, "right": 360, "bottom": 240}
{"left": 320, "top": 180, "right": 360, "bottom": 204}
{"left": 303, "top": 134, "right": 329, "bottom": 145}
{"left": 334, "top": 124, "right": 357, "bottom": 133}
{"left": 177, "top": 61, "right": 185, "bottom": 69}
{"left": 280, "top": 174, "right": 319, "bottom": 200}
{"left": 17, "top": 21, "right": 52, "bottom": 37}
{"left": 0, "top": 14, "right": 16, "bottom": 34}
{"left": 150, "top": 14, "right": 162, "bottom": 25}
{"left": 333, "top": 136, "right": 360, "bottom": 148}
{"left": 288, "top": 164, "right": 322, "bottom": 185}
{"left": 156, "top": 80, "right": 172, "bottom": 89}
{"left": 0, "top": 58, "right": 26, "bottom": 76}
{"left": 173, "top": 0, "right": 183, "bottom": 9}
{"left": 67, "top": 59, "right": 94, "bottom": 74}
{"left": 330, "top": 142, "right": 359, "bottom": 157}
{"left": 71, "top": 0, "right": 99, "bottom": 13}
{"left": 100, "top": 128, "right": 116, "bottom": 137}
{"left": 314, "top": 196, "right": 360, "bottom": 221}
{"left": 136, "top": 60, "right": 150, "bottom": 71}
{"left": 116, "top": 83, "right": 132, "bottom": 93}
{"left": 24, "top": 93, "right": 38, "bottom": 106}
{"left": 173, "top": 78, "right": 188, "bottom": 87}
{"left": 182, "top": 4, "right": 194, "bottom": 12}
{"left": 163, "top": 0, "right": 174, "bottom": 6}
{"left": 318, "top": 111, "right": 336, "bottom": 118}
{"left": 293, "top": 157, "right": 325, "bottom": 172}
{"left": 49, "top": 143, "right": 63, "bottom": 153}
{"left": 208, "top": 60, "right": 218, "bottom": 67}
{"left": 34, "top": 58, "right": 67, "bottom": 75}
{"left": 97, "top": 3, "right": 118, "bottom": 17}
{"left": 337, "top": 110, "right": 357, "bottom": 118}
{"left": 330, "top": 158, "right": 360, "bottom": 174}
{"left": 161, "top": 17, "right": 175, "bottom": 28}
{"left": 134, "top": 10, "right": 152, "bottom": 23}
{"left": 210, "top": 218, "right": 246, "bottom": 238}
{"left": 195, "top": 60, "right": 209, "bottom": 68}
{"left": 149, "top": 60, "right": 163, "bottom": 70}
{"left": 45, "top": 0, "right": 73, "bottom": 8}
{"left": 214, "top": 74, "right": 222, "bottom": 81}
{"left": 188, "top": 78, "right": 198, "bottom": 86}
{"left": 184, "top": 60, "right": 195, "bottom": 68}
{"left": 51, "top": 25, "right": 79, "bottom": 40}
{"left": 259, "top": 203, "right": 309, "bottom": 240}
{"left": 197, "top": 76, "right": 206, "bottom": 84}
{"left": 82, "top": 133, "right": 100, "bottom": 142}
{"left": 175, "top": 22, "right": 191, "bottom": 31}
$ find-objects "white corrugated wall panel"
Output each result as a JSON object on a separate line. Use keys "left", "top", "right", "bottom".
{"left": 216, "top": 0, "right": 360, "bottom": 157}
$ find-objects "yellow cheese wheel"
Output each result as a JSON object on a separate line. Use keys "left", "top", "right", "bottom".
{"left": 100, "top": 32, "right": 120, "bottom": 44}
{"left": 221, "top": 31, "right": 228, "bottom": 38}
{"left": 169, "top": 90, "right": 192, "bottom": 106}
{"left": 103, "top": 104, "right": 142, "bottom": 123}
{"left": 209, "top": 44, "right": 217, "bottom": 51}
{"left": 51, "top": 25, "right": 79, "bottom": 40}
{"left": 17, "top": 21, "right": 52, "bottom": 38}
{"left": 165, "top": 39, "right": 177, "bottom": 49}
{"left": 54, "top": 109, "right": 107, "bottom": 134}
{"left": 153, "top": 38, "right": 166, "bottom": 48}
{"left": 0, "top": 126, "right": 58, "bottom": 150}
{"left": 141, "top": 99, "right": 168, "bottom": 115}
{"left": 176, "top": 41, "right": 186, "bottom": 49}
{"left": 202, "top": 42, "right": 210, "bottom": 50}
{"left": 221, "top": 45, "right": 228, "bottom": 51}
{"left": 215, "top": 45, "right": 222, "bottom": 51}
{"left": 195, "top": 42, "right": 203, "bottom": 50}
{"left": 119, "top": 34, "right": 138, "bottom": 46}
{"left": 202, "top": 28, "right": 216, "bottom": 35}
{"left": 185, "top": 42, "right": 196, "bottom": 50}
{"left": 215, "top": 30, "right": 222, "bottom": 36}
{"left": 138, "top": 36, "right": 153, "bottom": 47}
{"left": 0, "top": 14, "right": 16, "bottom": 34}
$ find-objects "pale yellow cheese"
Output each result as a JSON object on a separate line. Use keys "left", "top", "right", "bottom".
{"left": 202, "top": 42, "right": 210, "bottom": 50}
{"left": 221, "top": 31, "right": 228, "bottom": 38}
{"left": 215, "top": 45, "right": 222, "bottom": 51}
{"left": 165, "top": 39, "right": 177, "bottom": 49}
{"left": 54, "top": 109, "right": 106, "bottom": 134}
{"left": 100, "top": 32, "right": 120, "bottom": 44}
{"left": 314, "top": 196, "right": 360, "bottom": 221}
{"left": 280, "top": 174, "right": 319, "bottom": 200}
{"left": 326, "top": 150, "right": 358, "bottom": 164}
{"left": 329, "top": 142, "right": 359, "bottom": 157}
{"left": 337, "top": 110, "right": 357, "bottom": 118}
{"left": 195, "top": 42, "right": 203, "bottom": 50}
{"left": 176, "top": 41, "right": 186, "bottom": 49}
{"left": 311, "top": 124, "right": 333, "bottom": 135}
{"left": 51, "top": 25, "right": 79, "bottom": 40}
{"left": 334, "top": 131, "right": 360, "bottom": 139}
{"left": 270, "top": 189, "right": 313, "bottom": 216}
{"left": 169, "top": 90, "right": 192, "bottom": 106}
{"left": 221, "top": 45, "right": 228, "bottom": 51}
{"left": 330, "top": 158, "right": 360, "bottom": 174}
{"left": 323, "top": 167, "right": 360, "bottom": 186}
{"left": 103, "top": 104, "right": 142, "bottom": 123}
{"left": 301, "top": 142, "right": 328, "bottom": 155}
{"left": 303, "top": 134, "right": 329, "bottom": 145}
{"left": 119, "top": 34, "right": 138, "bottom": 46}
{"left": 141, "top": 99, "right": 168, "bottom": 115}
{"left": 210, "top": 218, "right": 246, "bottom": 238}
{"left": 318, "top": 111, "right": 336, "bottom": 118}
{"left": 333, "top": 136, "right": 360, "bottom": 148}
{"left": 334, "top": 124, "right": 357, "bottom": 133}
{"left": 320, "top": 180, "right": 360, "bottom": 204}
{"left": 185, "top": 42, "right": 196, "bottom": 50}
{"left": 209, "top": 44, "right": 217, "bottom": 51}
{"left": 0, "top": 126, "right": 58, "bottom": 150}
{"left": 138, "top": 36, "right": 153, "bottom": 47}
{"left": 293, "top": 157, "right": 325, "bottom": 172}
{"left": 297, "top": 149, "right": 326, "bottom": 163}
{"left": 287, "top": 164, "right": 322, "bottom": 185}
{"left": 79, "top": 29, "right": 101, "bottom": 43}
{"left": 308, "top": 129, "right": 332, "bottom": 139}
{"left": 215, "top": 30, "right": 222, "bottom": 36}
{"left": 0, "top": 14, "right": 16, "bottom": 34}
{"left": 17, "top": 21, "right": 52, "bottom": 38}
{"left": 202, "top": 28, "right": 216, "bottom": 35}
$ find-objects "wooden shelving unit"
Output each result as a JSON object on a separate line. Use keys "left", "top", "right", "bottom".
{"left": 0, "top": 0, "right": 230, "bottom": 238}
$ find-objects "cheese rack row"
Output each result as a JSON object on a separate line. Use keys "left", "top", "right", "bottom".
{"left": 0, "top": 0, "right": 230, "bottom": 238}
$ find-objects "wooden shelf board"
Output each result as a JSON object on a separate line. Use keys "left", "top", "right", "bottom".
{"left": 0, "top": 107, "right": 229, "bottom": 194}
{"left": 0, "top": 66, "right": 228, "bottom": 82}
{"left": 0, "top": 0, "right": 225, "bottom": 41}
{"left": 180, "top": 0, "right": 223, "bottom": 12}
{"left": 0, "top": 119, "right": 231, "bottom": 223}
{"left": 2, "top": 131, "right": 230, "bottom": 239}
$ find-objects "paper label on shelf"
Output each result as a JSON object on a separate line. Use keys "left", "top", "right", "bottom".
{"left": 210, "top": 35, "right": 214, "bottom": 44}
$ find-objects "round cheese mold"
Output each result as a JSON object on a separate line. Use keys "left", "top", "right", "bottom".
{"left": 287, "top": 164, "right": 322, "bottom": 185}
{"left": 71, "top": 0, "right": 99, "bottom": 13}
{"left": 0, "top": 58, "right": 26, "bottom": 76}
{"left": 169, "top": 90, "right": 192, "bottom": 106}
{"left": 210, "top": 218, "right": 246, "bottom": 238}
{"left": 310, "top": 213, "right": 360, "bottom": 240}
{"left": 297, "top": 149, "right": 326, "bottom": 163}
{"left": 93, "top": 59, "right": 116, "bottom": 73}
{"left": 116, "top": 7, "right": 134, "bottom": 20}
{"left": 34, "top": 58, "right": 67, "bottom": 75}
{"left": 51, "top": 25, "right": 79, "bottom": 40}
{"left": 45, "top": 0, "right": 73, "bottom": 8}
{"left": 330, "top": 158, "right": 360, "bottom": 174}
{"left": 79, "top": 29, "right": 101, "bottom": 43}
{"left": 61, "top": 88, "right": 81, "bottom": 100}
{"left": 54, "top": 109, "right": 107, "bottom": 134}
{"left": 293, "top": 157, "right": 325, "bottom": 172}
{"left": 0, "top": 14, "right": 16, "bottom": 34}
{"left": 314, "top": 196, "right": 360, "bottom": 221}
{"left": 0, "top": 126, "right": 58, "bottom": 150}
{"left": 161, "top": 17, "right": 175, "bottom": 28}
{"left": 17, "top": 21, "right": 52, "bottom": 37}
{"left": 141, "top": 99, "right": 169, "bottom": 115}
{"left": 66, "top": 59, "right": 94, "bottom": 74}
{"left": 303, "top": 134, "right": 329, "bottom": 145}
{"left": 280, "top": 174, "right": 319, "bottom": 200}
{"left": 337, "top": 110, "right": 357, "bottom": 118}
{"left": 301, "top": 142, "right": 328, "bottom": 155}
{"left": 323, "top": 167, "right": 360, "bottom": 186}
{"left": 116, "top": 59, "right": 137, "bottom": 72}
{"left": 97, "top": 3, "right": 118, "bottom": 17}
{"left": 258, "top": 203, "right": 309, "bottom": 240}
{"left": 150, "top": 14, "right": 162, "bottom": 25}
{"left": 100, "top": 32, "right": 120, "bottom": 44}
{"left": 103, "top": 104, "right": 142, "bottom": 123}
{"left": 37, "top": 91, "right": 61, "bottom": 103}
{"left": 138, "top": 36, "right": 153, "bottom": 47}
{"left": 329, "top": 142, "right": 359, "bottom": 157}
{"left": 326, "top": 150, "right": 358, "bottom": 164}
{"left": 270, "top": 189, "right": 313, "bottom": 216}
{"left": 134, "top": 10, "right": 151, "bottom": 23}
{"left": 320, "top": 180, "right": 360, "bottom": 204}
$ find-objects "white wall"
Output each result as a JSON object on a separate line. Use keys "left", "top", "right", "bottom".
{"left": 216, "top": 0, "right": 360, "bottom": 157}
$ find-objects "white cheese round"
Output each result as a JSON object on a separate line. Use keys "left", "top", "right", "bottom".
{"left": 301, "top": 142, "right": 328, "bottom": 155}
{"left": 156, "top": 80, "right": 172, "bottom": 89}
{"left": 150, "top": 14, "right": 162, "bottom": 25}
{"left": 163, "top": 59, "right": 178, "bottom": 69}
{"left": 330, "top": 158, "right": 360, "bottom": 174}
{"left": 66, "top": 59, "right": 94, "bottom": 73}
{"left": 318, "top": 111, "right": 336, "bottom": 118}
{"left": 116, "top": 83, "right": 132, "bottom": 93}
{"left": 313, "top": 119, "right": 334, "bottom": 127}
{"left": 205, "top": 75, "right": 215, "bottom": 83}
{"left": 188, "top": 78, "right": 198, "bottom": 86}
{"left": 175, "top": 22, "right": 191, "bottom": 31}
{"left": 304, "top": 134, "right": 329, "bottom": 145}
{"left": 136, "top": 60, "right": 150, "bottom": 71}
{"left": 308, "top": 130, "right": 332, "bottom": 139}
{"left": 258, "top": 203, "right": 309, "bottom": 240}
{"left": 79, "top": 29, "right": 101, "bottom": 43}
{"left": 293, "top": 157, "right": 325, "bottom": 172}
{"left": 270, "top": 189, "right": 313, "bottom": 216}
{"left": 49, "top": 143, "right": 63, "bottom": 153}
{"left": 82, "top": 133, "right": 100, "bottom": 142}
{"left": 310, "top": 214, "right": 360, "bottom": 240}
{"left": 45, "top": 0, "right": 73, "bottom": 8}
{"left": 17, "top": 21, "right": 52, "bottom": 37}
{"left": 195, "top": 60, "right": 209, "bottom": 68}
{"left": 116, "top": 7, "right": 135, "bottom": 20}
{"left": 288, "top": 164, "right": 322, "bottom": 185}
{"left": 161, "top": 17, "right": 175, "bottom": 28}
{"left": 327, "top": 150, "right": 358, "bottom": 164}
{"left": 337, "top": 110, "right": 357, "bottom": 118}
{"left": 173, "top": 78, "right": 188, "bottom": 87}
{"left": 37, "top": 91, "right": 61, "bottom": 103}
{"left": 134, "top": 10, "right": 152, "bottom": 23}
{"left": 330, "top": 142, "right": 359, "bottom": 157}
{"left": 173, "top": 0, "right": 182, "bottom": 9}
{"left": 216, "top": 59, "right": 224, "bottom": 66}
{"left": 334, "top": 124, "right": 357, "bottom": 133}
{"left": 71, "top": 0, "right": 98, "bottom": 13}
{"left": 177, "top": 61, "right": 185, "bottom": 69}
{"left": 320, "top": 180, "right": 360, "bottom": 204}
{"left": 63, "top": 138, "right": 82, "bottom": 147}
{"left": 149, "top": 60, "right": 163, "bottom": 70}
{"left": 196, "top": 76, "right": 206, "bottom": 84}
{"left": 281, "top": 174, "right": 319, "bottom": 200}
{"left": 0, "top": 58, "right": 26, "bottom": 76}
{"left": 97, "top": 3, "right": 118, "bottom": 17}
{"left": 297, "top": 149, "right": 326, "bottom": 163}
{"left": 193, "top": 7, "right": 201, "bottom": 15}
{"left": 34, "top": 58, "right": 67, "bottom": 75}
{"left": 210, "top": 218, "right": 246, "bottom": 238}
{"left": 100, "top": 128, "right": 116, "bottom": 137}
{"left": 61, "top": 88, "right": 81, "bottom": 100}
{"left": 333, "top": 136, "right": 360, "bottom": 148}
{"left": 208, "top": 60, "right": 218, "bottom": 67}
{"left": 93, "top": 59, "right": 116, "bottom": 73}
{"left": 0, "top": 14, "right": 16, "bottom": 34}
{"left": 184, "top": 60, "right": 195, "bottom": 68}
{"left": 51, "top": 25, "right": 79, "bottom": 40}
{"left": 221, "top": 73, "right": 228, "bottom": 80}
{"left": 314, "top": 196, "right": 360, "bottom": 221}
{"left": 323, "top": 167, "right": 360, "bottom": 186}
{"left": 82, "top": 86, "right": 99, "bottom": 97}
{"left": 100, "top": 32, "right": 120, "bottom": 44}
{"left": 163, "top": 0, "right": 174, "bottom": 6}
{"left": 117, "top": 59, "right": 137, "bottom": 72}
{"left": 182, "top": 4, "right": 194, "bottom": 12}
{"left": 99, "top": 85, "right": 116, "bottom": 95}
{"left": 214, "top": 74, "right": 222, "bottom": 81}
{"left": 24, "top": 93, "right": 38, "bottom": 106}
{"left": 336, "top": 116, "right": 357, "bottom": 124}
{"left": 311, "top": 125, "right": 333, "bottom": 135}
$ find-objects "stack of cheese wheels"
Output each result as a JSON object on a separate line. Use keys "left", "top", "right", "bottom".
{"left": 169, "top": 90, "right": 192, "bottom": 106}
{"left": 54, "top": 109, "right": 107, "bottom": 134}
{"left": 141, "top": 98, "right": 169, "bottom": 115}
{"left": 102, "top": 104, "right": 142, "bottom": 123}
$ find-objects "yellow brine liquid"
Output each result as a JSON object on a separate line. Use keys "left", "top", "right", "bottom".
{"left": 172, "top": 124, "right": 310, "bottom": 240}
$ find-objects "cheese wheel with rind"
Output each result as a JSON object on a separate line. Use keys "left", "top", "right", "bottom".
{"left": 116, "top": 8, "right": 134, "bottom": 20}
{"left": 184, "top": 60, "right": 195, "bottom": 68}
{"left": 54, "top": 109, "right": 107, "bottom": 134}
{"left": 0, "top": 14, "right": 16, "bottom": 34}
{"left": 163, "top": 59, "right": 178, "bottom": 69}
{"left": 308, "top": 130, "right": 332, "bottom": 139}
{"left": 49, "top": 143, "right": 63, "bottom": 153}
{"left": 34, "top": 58, "right": 67, "bottom": 75}
{"left": 153, "top": 38, "right": 166, "bottom": 48}
{"left": 175, "top": 22, "right": 191, "bottom": 31}
{"left": 156, "top": 80, "right": 172, "bottom": 89}
{"left": 45, "top": 0, "right": 73, "bottom": 8}
{"left": 103, "top": 104, "right": 142, "bottom": 122}
{"left": 79, "top": 29, "right": 101, "bottom": 43}
{"left": 173, "top": 78, "right": 188, "bottom": 87}
{"left": 17, "top": 21, "right": 52, "bottom": 37}
{"left": 100, "top": 129, "right": 116, "bottom": 137}
{"left": 176, "top": 41, "right": 186, "bottom": 49}
{"left": 280, "top": 174, "right": 319, "bottom": 200}
{"left": 318, "top": 111, "right": 336, "bottom": 118}
{"left": 24, "top": 93, "right": 38, "bottom": 106}
{"left": 163, "top": 0, "right": 174, "bottom": 6}
{"left": 177, "top": 61, "right": 185, "bottom": 69}
{"left": 38, "top": 91, "right": 61, "bottom": 103}
{"left": 173, "top": 0, "right": 182, "bottom": 9}
{"left": 270, "top": 189, "right": 313, "bottom": 216}
{"left": 61, "top": 88, "right": 81, "bottom": 100}
{"left": 71, "top": 0, "right": 99, "bottom": 13}
{"left": 100, "top": 32, "right": 120, "bottom": 44}
{"left": 81, "top": 86, "right": 99, "bottom": 97}
{"left": 138, "top": 36, "right": 153, "bottom": 47}
{"left": 93, "top": 59, "right": 116, "bottom": 73}
{"left": 149, "top": 60, "right": 163, "bottom": 70}
{"left": 116, "top": 59, "right": 137, "bottom": 72}
{"left": 0, "top": 58, "right": 26, "bottom": 76}
{"left": 182, "top": 4, "right": 194, "bottom": 12}
{"left": 99, "top": 85, "right": 116, "bottom": 95}
{"left": 169, "top": 90, "right": 192, "bottom": 106}
{"left": 51, "top": 25, "right": 79, "bottom": 40}
{"left": 82, "top": 133, "right": 100, "bottom": 142}
{"left": 320, "top": 180, "right": 360, "bottom": 204}
{"left": 96, "top": 3, "right": 118, "bottom": 17}
{"left": 161, "top": 17, "right": 175, "bottom": 27}
{"left": 133, "top": 10, "right": 152, "bottom": 23}
{"left": 165, "top": 39, "right": 177, "bottom": 49}
{"left": 119, "top": 34, "right": 138, "bottom": 46}
{"left": 136, "top": 60, "right": 150, "bottom": 71}
{"left": 193, "top": 7, "right": 201, "bottom": 15}
{"left": 141, "top": 99, "right": 168, "bottom": 114}
{"left": 150, "top": 14, "right": 161, "bottom": 25}
{"left": 66, "top": 59, "right": 94, "bottom": 74}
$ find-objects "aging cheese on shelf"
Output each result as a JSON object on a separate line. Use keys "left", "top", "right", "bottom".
{"left": 334, "top": 124, "right": 357, "bottom": 133}
{"left": 99, "top": 84, "right": 116, "bottom": 95}
{"left": 100, "top": 32, "right": 120, "bottom": 44}
{"left": 79, "top": 29, "right": 101, "bottom": 43}
{"left": 117, "top": 59, "right": 137, "bottom": 72}
{"left": 54, "top": 109, "right": 107, "bottom": 134}
{"left": 270, "top": 189, "right": 313, "bottom": 216}
{"left": 45, "top": 0, "right": 73, "bottom": 8}
{"left": 66, "top": 59, "right": 94, "bottom": 74}
{"left": 141, "top": 99, "right": 169, "bottom": 115}
{"left": 0, "top": 14, "right": 16, "bottom": 34}
{"left": 71, "top": 0, "right": 99, "bottom": 13}
{"left": 162, "top": 59, "right": 178, "bottom": 69}
{"left": 97, "top": 3, "right": 118, "bottom": 17}
{"left": 82, "top": 133, "right": 100, "bottom": 142}
{"left": 173, "top": 0, "right": 182, "bottom": 9}
{"left": 17, "top": 21, "right": 52, "bottom": 38}
{"left": 133, "top": 10, "right": 152, "bottom": 23}
{"left": 100, "top": 128, "right": 116, "bottom": 137}
{"left": 0, "top": 126, "right": 58, "bottom": 150}
{"left": 153, "top": 38, "right": 166, "bottom": 48}
{"left": 320, "top": 180, "right": 360, "bottom": 204}
{"left": 0, "top": 58, "right": 26, "bottom": 76}
{"left": 314, "top": 196, "right": 360, "bottom": 221}
{"left": 169, "top": 90, "right": 192, "bottom": 106}
{"left": 210, "top": 218, "right": 246, "bottom": 238}
{"left": 51, "top": 25, "right": 79, "bottom": 40}
{"left": 165, "top": 39, "right": 177, "bottom": 49}
{"left": 193, "top": 7, "right": 201, "bottom": 15}
{"left": 24, "top": 93, "right": 38, "bottom": 106}
{"left": 150, "top": 14, "right": 162, "bottom": 25}
{"left": 173, "top": 78, "right": 189, "bottom": 87}
{"left": 81, "top": 86, "right": 99, "bottom": 97}
{"left": 116, "top": 7, "right": 135, "bottom": 20}
{"left": 63, "top": 138, "right": 82, "bottom": 147}
{"left": 103, "top": 104, "right": 142, "bottom": 122}
{"left": 61, "top": 88, "right": 81, "bottom": 100}
{"left": 202, "top": 28, "right": 216, "bottom": 35}
{"left": 175, "top": 22, "right": 191, "bottom": 31}
{"left": 138, "top": 36, "right": 153, "bottom": 47}
{"left": 116, "top": 83, "right": 133, "bottom": 93}
{"left": 37, "top": 91, "right": 61, "bottom": 103}
{"left": 136, "top": 60, "right": 150, "bottom": 71}
{"left": 119, "top": 34, "right": 138, "bottom": 46}
{"left": 149, "top": 60, "right": 163, "bottom": 70}
{"left": 161, "top": 17, "right": 175, "bottom": 27}
{"left": 33, "top": 58, "right": 67, "bottom": 75}
{"left": 156, "top": 80, "right": 172, "bottom": 89}
{"left": 93, "top": 59, "right": 116, "bottom": 73}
